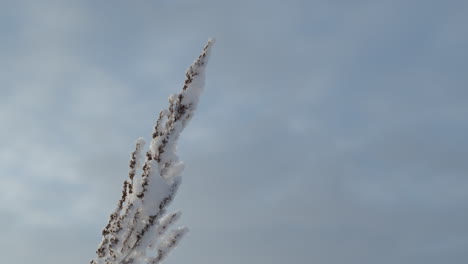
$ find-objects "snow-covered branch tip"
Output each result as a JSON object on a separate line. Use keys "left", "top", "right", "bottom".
{"left": 90, "top": 38, "right": 215, "bottom": 264}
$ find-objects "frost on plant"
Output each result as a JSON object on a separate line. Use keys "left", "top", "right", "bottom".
{"left": 90, "top": 39, "right": 215, "bottom": 264}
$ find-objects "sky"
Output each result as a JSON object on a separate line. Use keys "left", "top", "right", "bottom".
{"left": 0, "top": 0, "right": 467, "bottom": 263}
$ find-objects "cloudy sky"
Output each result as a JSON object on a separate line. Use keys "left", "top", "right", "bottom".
{"left": 1, "top": 0, "right": 467, "bottom": 263}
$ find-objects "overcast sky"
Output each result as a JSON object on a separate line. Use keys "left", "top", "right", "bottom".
{"left": 1, "top": 0, "right": 467, "bottom": 263}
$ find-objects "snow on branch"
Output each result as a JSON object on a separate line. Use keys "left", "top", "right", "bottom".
{"left": 90, "top": 38, "right": 215, "bottom": 264}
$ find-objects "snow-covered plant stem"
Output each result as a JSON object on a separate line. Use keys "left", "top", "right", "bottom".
{"left": 90, "top": 39, "right": 215, "bottom": 264}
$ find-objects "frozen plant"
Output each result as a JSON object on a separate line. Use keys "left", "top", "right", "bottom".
{"left": 90, "top": 39, "right": 215, "bottom": 264}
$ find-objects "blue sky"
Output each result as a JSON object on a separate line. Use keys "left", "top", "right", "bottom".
{"left": 0, "top": 0, "right": 467, "bottom": 263}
